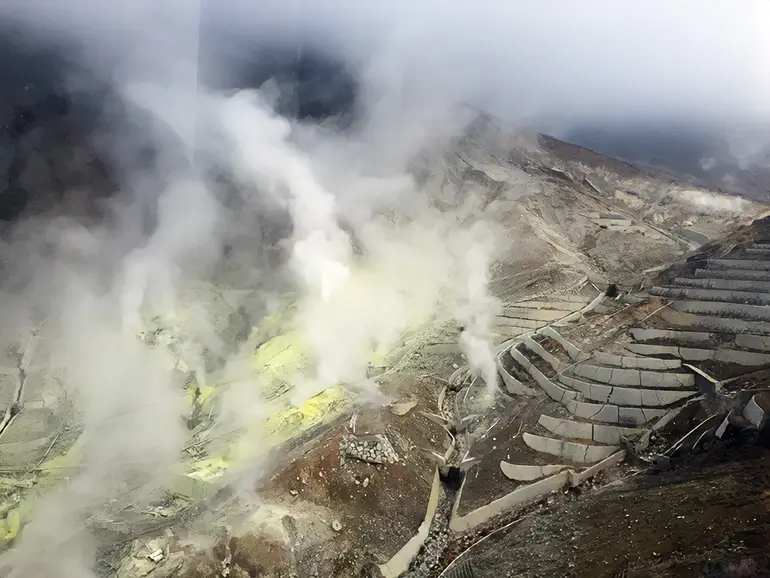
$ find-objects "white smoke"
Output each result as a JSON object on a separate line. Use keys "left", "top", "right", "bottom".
{"left": 679, "top": 188, "right": 748, "bottom": 214}
{"left": 0, "top": 5, "right": 504, "bottom": 577}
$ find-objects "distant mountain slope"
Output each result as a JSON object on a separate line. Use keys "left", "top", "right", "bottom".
{"left": 566, "top": 125, "right": 770, "bottom": 201}
{"left": 408, "top": 110, "right": 764, "bottom": 298}
{"left": 0, "top": 29, "right": 763, "bottom": 295}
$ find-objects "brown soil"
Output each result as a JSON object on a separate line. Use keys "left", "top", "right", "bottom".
{"left": 501, "top": 350, "right": 538, "bottom": 387}
{"left": 256, "top": 373, "right": 447, "bottom": 576}
{"left": 229, "top": 533, "right": 291, "bottom": 577}
{"left": 179, "top": 554, "right": 222, "bottom": 578}
{"left": 457, "top": 397, "right": 566, "bottom": 516}
{"left": 540, "top": 337, "right": 572, "bottom": 362}
{"left": 451, "top": 443, "right": 770, "bottom": 577}
{"left": 520, "top": 346, "right": 557, "bottom": 378}
{"left": 696, "top": 360, "right": 766, "bottom": 381}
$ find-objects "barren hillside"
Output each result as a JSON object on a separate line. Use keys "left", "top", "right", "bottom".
{"left": 1, "top": 91, "right": 768, "bottom": 578}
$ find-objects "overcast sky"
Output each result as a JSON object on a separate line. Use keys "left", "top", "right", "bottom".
{"left": 2, "top": 0, "right": 769, "bottom": 133}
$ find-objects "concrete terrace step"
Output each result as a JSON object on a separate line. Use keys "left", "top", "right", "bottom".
{"left": 557, "top": 374, "right": 697, "bottom": 406}
{"left": 670, "top": 299, "right": 770, "bottom": 323}
{"left": 508, "top": 301, "right": 585, "bottom": 312}
{"left": 451, "top": 450, "right": 626, "bottom": 532}
{"left": 695, "top": 268, "right": 770, "bottom": 281}
{"left": 672, "top": 277, "right": 770, "bottom": 293}
{"left": 743, "top": 393, "right": 770, "bottom": 429}
{"left": 629, "top": 328, "right": 713, "bottom": 345}
{"left": 590, "top": 351, "right": 681, "bottom": 371}
{"left": 499, "top": 307, "right": 567, "bottom": 322}
{"left": 707, "top": 258, "right": 770, "bottom": 271}
{"left": 499, "top": 462, "right": 569, "bottom": 482}
{"left": 521, "top": 337, "right": 570, "bottom": 374}
{"left": 492, "top": 325, "right": 531, "bottom": 338}
{"left": 726, "top": 248, "right": 770, "bottom": 259}
{"left": 651, "top": 286, "right": 770, "bottom": 306}
{"left": 537, "top": 414, "right": 644, "bottom": 446}
{"left": 521, "top": 338, "right": 696, "bottom": 398}
{"left": 496, "top": 350, "right": 538, "bottom": 397}
{"left": 736, "top": 334, "right": 770, "bottom": 352}
{"left": 539, "top": 326, "right": 582, "bottom": 359}
{"left": 508, "top": 346, "right": 578, "bottom": 405}
{"left": 522, "top": 432, "right": 619, "bottom": 464}
{"left": 567, "top": 363, "right": 695, "bottom": 389}
{"left": 626, "top": 343, "right": 770, "bottom": 366}
{"left": 658, "top": 307, "right": 770, "bottom": 335}
{"left": 509, "top": 344, "right": 684, "bottom": 424}
{"left": 551, "top": 294, "right": 597, "bottom": 304}
{"left": 564, "top": 398, "right": 668, "bottom": 426}
{"left": 494, "top": 316, "right": 548, "bottom": 330}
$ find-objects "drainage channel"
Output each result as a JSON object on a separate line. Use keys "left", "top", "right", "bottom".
{"left": 400, "top": 370, "right": 480, "bottom": 578}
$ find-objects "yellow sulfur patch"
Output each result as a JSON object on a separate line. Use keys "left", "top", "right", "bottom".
{"left": 252, "top": 333, "right": 313, "bottom": 398}
{"left": 185, "top": 457, "right": 230, "bottom": 482}
{"left": 266, "top": 386, "right": 351, "bottom": 442}
{"left": 37, "top": 452, "right": 76, "bottom": 478}
{"left": 2, "top": 509, "right": 20, "bottom": 541}
{"left": 223, "top": 387, "right": 352, "bottom": 465}
{"left": 369, "top": 351, "right": 388, "bottom": 368}
{"left": 186, "top": 384, "right": 217, "bottom": 408}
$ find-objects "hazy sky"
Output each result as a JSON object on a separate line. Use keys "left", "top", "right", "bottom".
{"left": 2, "top": 0, "right": 769, "bottom": 132}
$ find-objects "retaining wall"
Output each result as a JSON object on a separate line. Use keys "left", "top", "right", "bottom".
{"left": 523, "top": 338, "right": 569, "bottom": 373}
{"left": 563, "top": 398, "right": 667, "bottom": 425}
{"left": 651, "top": 286, "right": 770, "bottom": 306}
{"left": 629, "top": 328, "right": 712, "bottom": 344}
{"left": 743, "top": 394, "right": 769, "bottom": 429}
{"left": 735, "top": 334, "right": 770, "bottom": 352}
{"left": 510, "top": 301, "right": 582, "bottom": 311}
{"left": 708, "top": 259, "right": 770, "bottom": 271}
{"left": 538, "top": 414, "right": 643, "bottom": 445}
{"left": 501, "top": 308, "right": 567, "bottom": 321}
{"left": 673, "top": 277, "right": 770, "bottom": 293}
{"left": 379, "top": 469, "right": 441, "bottom": 577}
{"left": 495, "top": 317, "right": 545, "bottom": 329}
{"left": 591, "top": 351, "right": 681, "bottom": 370}
{"left": 695, "top": 268, "right": 770, "bottom": 281}
{"left": 522, "top": 433, "right": 618, "bottom": 463}
{"left": 500, "top": 462, "right": 568, "bottom": 482}
{"left": 659, "top": 307, "right": 770, "bottom": 335}
{"left": 508, "top": 347, "right": 577, "bottom": 403}
{"left": 570, "top": 363, "right": 694, "bottom": 388}
{"left": 559, "top": 374, "right": 696, "bottom": 406}
{"left": 541, "top": 327, "right": 582, "bottom": 359}
{"left": 671, "top": 300, "right": 770, "bottom": 322}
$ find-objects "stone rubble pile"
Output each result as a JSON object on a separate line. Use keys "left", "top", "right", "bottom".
{"left": 340, "top": 434, "right": 399, "bottom": 465}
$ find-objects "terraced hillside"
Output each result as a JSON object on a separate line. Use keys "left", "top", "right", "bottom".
{"left": 0, "top": 104, "right": 768, "bottom": 577}
{"left": 426, "top": 220, "right": 770, "bottom": 577}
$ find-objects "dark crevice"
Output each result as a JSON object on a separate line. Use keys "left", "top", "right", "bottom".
{"left": 439, "top": 466, "right": 464, "bottom": 492}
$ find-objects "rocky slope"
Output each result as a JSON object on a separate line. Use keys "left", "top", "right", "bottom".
{"left": 0, "top": 40, "right": 768, "bottom": 574}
